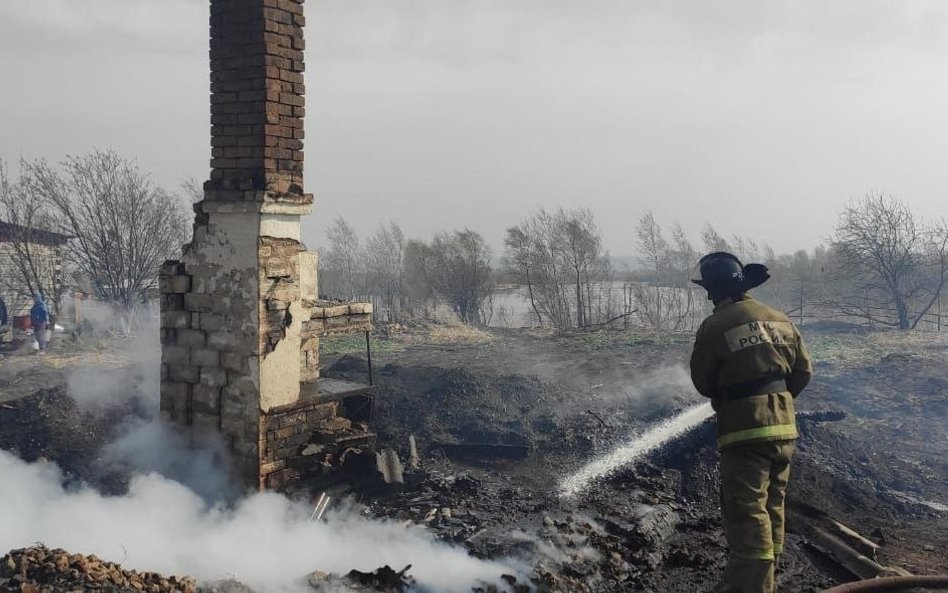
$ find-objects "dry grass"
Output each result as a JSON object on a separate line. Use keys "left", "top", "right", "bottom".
{"left": 396, "top": 321, "right": 494, "bottom": 345}
{"left": 805, "top": 328, "right": 948, "bottom": 366}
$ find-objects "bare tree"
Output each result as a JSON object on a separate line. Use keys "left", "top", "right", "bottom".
{"left": 702, "top": 223, "right": 731, "bottom": 253}
{"left": 503, "top": 208, "right": 613, "bottom": 328}
{"left": 363, "top": 221, "right": 406, "bottom": 322}
{"left": 831, "top": 193, "right": 948, "bottom": 329}
{"left": 428, "top": 229, "right": 494, "bottom": 325}
{"left": 402, "top": 239, "right": 437, "bottom": 316}
{"left": 559, "top": 209, "right": 604, "bottom": 328}
{"left": 21, "top": 150, "right": 189, "bottom": 322}
{"left": 632, "top": 213, "right": 703, "bottom": 330}
{"left": 180, "top": 178, "right": 204, "bottom": 204}
{"left": 0, "top": 160, "right": 65, "bottom": 314}
{"left": 322, "top": 217, "right": 363, "bottom": 300}
{"left": 503, "top": 225, "right": 543, "bottom": 325}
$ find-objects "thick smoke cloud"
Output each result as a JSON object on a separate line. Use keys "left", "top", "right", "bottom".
{"left": 0, "top": 451, "right": 521, "bottom": 592}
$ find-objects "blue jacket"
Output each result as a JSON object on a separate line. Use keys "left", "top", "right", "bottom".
{"left": 30, "top": 297, "right": 49, "bottom": 327}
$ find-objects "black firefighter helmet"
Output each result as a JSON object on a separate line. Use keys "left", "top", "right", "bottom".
{"left": 691, "top": 252, "right": 770, "bottom": 299}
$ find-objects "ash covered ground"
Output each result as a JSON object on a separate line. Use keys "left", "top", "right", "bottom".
{"left": 0, "top": 323, "right": 946, "bottom": 592}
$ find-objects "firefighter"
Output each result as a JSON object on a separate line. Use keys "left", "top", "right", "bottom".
{"left": 689, "top": 252, "right": 812, "bottom": 593}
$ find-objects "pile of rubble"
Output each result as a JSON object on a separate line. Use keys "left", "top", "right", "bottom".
{"left": 0, "top": 546, "right": 196, "bottom": 593}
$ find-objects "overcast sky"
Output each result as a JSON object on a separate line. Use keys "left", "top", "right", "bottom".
{"left": 2, "top": 0, "right": 947, "bottom": 257}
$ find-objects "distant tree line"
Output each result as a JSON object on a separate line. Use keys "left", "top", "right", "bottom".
{"left": 321, "top": 219, "right": 494, "bottom": 325}
{"left": 324, "top": 193, "right": 948, "bottom": 332}
{"left": 632, "top": 193, "right": 948, "bottom": 331}
{"left": 7, "top": 148, "right": 940, "bottom": 334}
{"left": 321, "top": 207, "right": 619, "bottom": 329}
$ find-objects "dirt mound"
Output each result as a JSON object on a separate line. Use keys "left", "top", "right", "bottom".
{"left": 327, "top": 359, "right": 571, "bottom": 452}
{"left": 0, "top": 546, "right": 196, "bottom": 593}
{"left": 0, "top": 388, "right": 133, "bottom": 489}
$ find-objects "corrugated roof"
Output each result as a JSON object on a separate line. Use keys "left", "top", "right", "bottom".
{"left": 0, "top": 220, "right": 71, "bottom": 246}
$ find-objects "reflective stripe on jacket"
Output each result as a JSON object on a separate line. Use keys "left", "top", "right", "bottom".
{"left": 690, "top": 296, "right": 812, "bottom": 450}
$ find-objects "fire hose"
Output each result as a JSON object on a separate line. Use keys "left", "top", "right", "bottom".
{"left": 821, "top": 575, "right": 948, "bottom": 593}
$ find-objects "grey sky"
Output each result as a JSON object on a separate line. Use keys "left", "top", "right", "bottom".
{"left": 2, "top": 1, "right": 947, "bottom": 258}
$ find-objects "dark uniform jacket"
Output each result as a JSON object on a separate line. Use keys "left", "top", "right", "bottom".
{"left": 690, "top": 296, "right": 812, "bottom": 450}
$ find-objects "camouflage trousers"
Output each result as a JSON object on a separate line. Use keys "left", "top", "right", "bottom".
{"left": 714, "top": 439, "right": 795, "bottom": 593}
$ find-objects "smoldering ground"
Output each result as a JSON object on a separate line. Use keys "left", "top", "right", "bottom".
{"left": 0, "top": 325, "right": 526, "bottom": 592}
{"left": 0, "top": 451, "right": 523, "bottom": 593}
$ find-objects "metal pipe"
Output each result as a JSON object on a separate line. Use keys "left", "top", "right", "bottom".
{"left": 365, "top": 330, "right": 374, "bottom": 386}
{"left": 821, "top": 575, "right": 948, "bottom": 593}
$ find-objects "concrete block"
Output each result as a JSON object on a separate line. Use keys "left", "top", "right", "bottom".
{"left": 192, "top": 384, "right": 221, "bottom": 414}
{"left": 185, "top": 293, "right": 215, "bottom": 312}
{"left": 160, "top": 381, "right": 190, "bottom": 400}
{"left": 159, "top": 294, "right": 182, "bottom": 312}
{"left": 208, "top": 330, "right": 242, "bottom": 350}
{"left": 325, "top": 305, "right": 349, "bottom": 318}
{"left": 172, "top": 392, "right": 189, "bottom": 422}
{"left": 221, "top": 351, "right": 249, "bottom": 372}
{"left": 161, "top": 345, "right": 190, "bottom": 366}
{"left": 160, "top": 328, "right": 177, "bottom": 346}
{"left": 200, "top": 367, "right": 228, "bottom": 387}
{"left": 159, "top": 274, "right": 191, "bottom": 294}
{"left": 192, "top": 348, "right": 221, "bottom": 367}
{"left": 325, "top": 315, "right": 350, "bottom": 329}
{"left": 169, "top": 364, "right": 200, "bottom": 384}
{"left": 162, "top": 310, "right": 190, "bottom": 329}
{"left": 200, "top": 313, "right": 227, "bottom": 332}
{"left": 177, "top": 328, "right": 207, "bottom": 347}
{"left": 192, "top": 412, "right": 221, "bottom": 434}
{"left": 185, "top": 265, "right": 215, "bottom": 293}
{"left": 347, "top": 302, "right": 372, "bottom": 315}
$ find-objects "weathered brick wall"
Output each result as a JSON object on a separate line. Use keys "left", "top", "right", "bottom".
{"left": 158, "top": 261, "right": 191, "bottom": 424}
{"left": 308, "top": 302, "right": 373, "bottom": 335}
{"left": 208, "top": 0, "right": 307, "bottom": 199}
{"left": 259, "top": 237, "right": 301, "bottom": 354}
{"left": 259, "top": 398, "right": 341, "bottom": 489}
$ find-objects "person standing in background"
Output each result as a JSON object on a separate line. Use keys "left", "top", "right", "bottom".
{"left": 30, "top": 292, "right": 50, "bottom": 354}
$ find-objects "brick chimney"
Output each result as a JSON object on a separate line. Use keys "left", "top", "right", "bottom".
{"left": 158, "top": 0, "right": 319, "bottom": 488}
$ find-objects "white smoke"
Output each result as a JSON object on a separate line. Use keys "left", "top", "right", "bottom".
{"left": 0, "top": 450, "right": 522, "bottom": 593}
{"left": 101, "top": 419, "right": 236, "bottom": 503}
{"left": 590, "top": 364, "right": 700, "bottom": 410}
{"left": 65, "top": 314, "right": 160, "bottom": 413}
